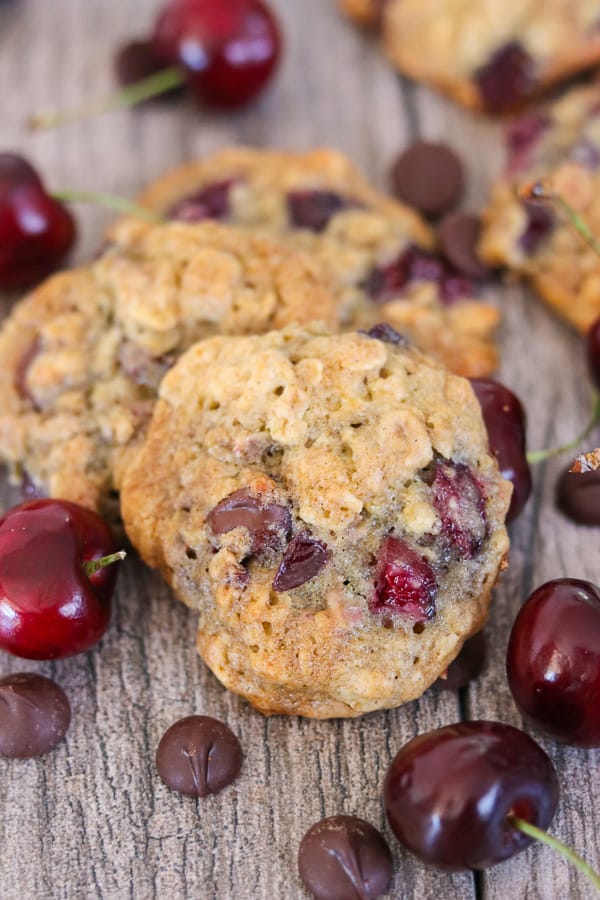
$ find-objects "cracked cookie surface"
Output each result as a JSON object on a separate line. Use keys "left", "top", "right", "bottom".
{"left": 0, "top": 222, "right": 337, "bottom": 520}
{"left": 121, "top": 324, "right": 511, "bottom": 718}
{"left": 481, "top": 84, "right": 600, "bottom": 333}
{"left": 114, "top": 147, "right": 500, "bottom": 377}
{"left": 340, "top": 0, "right": 600, "bottom": 113}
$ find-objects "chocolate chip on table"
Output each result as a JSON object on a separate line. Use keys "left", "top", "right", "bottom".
{"left": 207, "top": 488, "right": 292, "bottom": 554}
{"left": 390, "top": 141, "right": 463, "bottom": 218}
{"left": 298, "top": 815, "right": 393, "bottom": 900}
{"left": 433, "top": 631, "right": 487, "bottom": 691}
{"left": 273, "top": 531, "right": 330, "bottom": 591}
{"left": 0, "top": 672, "right": 71, "bottom": 758}
{"left": 556, "top": 466, "right": 600, "bottom": 526}
{"left": 438, "top": 212, "right": 490, "bottom": 279}
{"left": 156, "top": 715, "right": 242, "bottom": 798}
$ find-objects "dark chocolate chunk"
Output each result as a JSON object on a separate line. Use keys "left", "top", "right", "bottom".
{"left": 362, "top": 323, "right": 409, "bottom": 346}
{"left": 0, "top": 673, "right": 71, "bottom": 758}
{"left": 168, "top": 180, "right": 237, "bottom": 223}
{"left": 298, "top": 815, "right": 393, "bottom": 900}
{"left": 391, "top": 141, "right": 463, "bottom": 218}
{"left": 156, "top": 715, "right": 242, "bottom": 798}
{"left": 556, "top": 466, "right": 600, "bottom": 526}
{"left": 273, "top": 531, "right": 330, "bottom": 591}
{"left": 433, "top": 631, "right": 487, "bottom": 691}
{"left": 476, "top": 42, "right": 536, "bottom": 114}
{"left": 207, "top": 488, "right": 292, "bottom": 554}
{"left": 438, "top": 212, "right": 490, "bottom": 279}
{"left": 287, "top": 190, "right": 354, "bottom": 232}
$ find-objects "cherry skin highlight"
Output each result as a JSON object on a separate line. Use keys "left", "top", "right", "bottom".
{"left": 507, "top": 578, "right": 600, "bottom": 747}
{"left": 384, "top": 720, "right": 559, "bottom": 871}
{"left": 0, "top": 499, "right": 120, "bottom": 659}
{"left": 151, "top": 0, "right": 282, "bottom": 108}
{"left": 0, "top": 154, "right": 76, "bottom": 289}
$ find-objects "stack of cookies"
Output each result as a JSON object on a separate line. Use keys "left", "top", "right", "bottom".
{"left": 0, "top": 148, "right": 511, "bottom": 717}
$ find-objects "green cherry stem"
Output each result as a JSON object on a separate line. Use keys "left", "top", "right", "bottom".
{"left": 527, "top": 391, "right": 600, "bottom": 464}
{"left": 83, "top": 551, "right": 127, "bottom": 578}
{"left": 28, "top": 66, "right": 185, "bottom": 131}
{"left": 51, "top": 189, "right": 163, "bottom": 223}
{"left": 509, "top": 817, "right": 600, "bottom": 893}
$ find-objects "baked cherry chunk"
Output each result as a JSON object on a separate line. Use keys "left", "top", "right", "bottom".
{"left": 476, "top": 42, "right": 536, "bottom": 114}
{"left": 431, "top": 460, "right": 486, "bottom": 558}
{"left": 0, "top": 154, "right": 76, "bottom": 289}
{"left": 364, "top": 246, "right": 473, "bottom": 306}
{"left": 167, "top": 179, "right": 237, "bottom": 223}
{"left": 207, "top": 487, "right": 291, "bottom": 555}
{"left": 369, "top": 535, "right": 437, "bottom": 622}
{"left": 507, "top": 578, "right": 600, "bottom": 747}
{"left": 519, "top": 201, "right": 554, "bottom": 253}
{"left": 287, "top": 190, "right": 354, "bottom": 232}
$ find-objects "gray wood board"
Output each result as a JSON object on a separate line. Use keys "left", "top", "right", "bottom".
{"left": 0, "top": 1, "right": 598, "bottom": 898}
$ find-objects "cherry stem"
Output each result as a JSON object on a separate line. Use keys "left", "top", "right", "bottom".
{"left": 527, "top": 391, "right": 600, "bottom": 464}
{"left": 83, "top": 550, "right": 126, "bottom": 577}
{"left": 51, "top": 190, "right": 162, "bottom": 223}
{"left": 509, "top": 816, "right": 600, "bottom": 893}
{"left": 28, "top": 66, "right": 185, "bottom": 131}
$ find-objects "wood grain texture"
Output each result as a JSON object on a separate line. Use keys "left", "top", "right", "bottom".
{"left": 0, "top": 1, "right": 598, "bottom": 898}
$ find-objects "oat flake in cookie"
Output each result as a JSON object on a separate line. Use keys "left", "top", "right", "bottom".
{"left": 122, "top": 325, "right": 511, "bottom": 718}
{"left": 0, "top": 222, "right": 337, "bottom": 521}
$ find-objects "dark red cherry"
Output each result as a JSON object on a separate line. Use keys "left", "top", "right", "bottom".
{"left": 384, "top": 721, "right": 559, "bottom": 870}
{"left": 507, "top": 578, "right": 600, "bottom": 747}
{"left": 369, "top": 535, "right": 437, "bottom": 622}
{"left": 476, "top": 42, "right": 536, "bottom": 114}
{"left": 363, "top": 245, "right": 473, "bottom": 306}
{"left": 0, "top": 499, "right": 122, "bottom": 659}
{"left": 518, "top": 201, "right": 554, "bottom": 254}
{"left": 167, "top": 179, "right": 237, "bottom": 222}
{"left": 586, "top": 317, "right": 600, "bottom": 390}
{"left": 470, "top": 378, "right": 532, "bottom": 523}
{"left": 0, "top": 154, "right": 76, "bottom": 289}
{"left": 151, "top": 0, "right": 282, "bottom": 109}
{"left": 114, "top": 39, "right": 184, "bottom": 101}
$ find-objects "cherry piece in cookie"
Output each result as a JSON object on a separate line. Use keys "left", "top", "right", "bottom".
{"left": 151, "top": 0, "right": 282, "bottom": 108}
{"left": 556, "top": 465, "right": 600, "bottom": 526}
{"left": 384, "top": 720, "right": 559, "bottom": 870}
{"left": 390, "top": 142, "right": 463, "bottom": 218}
{"left": 0, "top": 499, "right": 123, "bottom": 660}
{"left": 431, "top": 461, "right": 487, "bottom": 559}
{"left": 0, "top": 154, "right": 76, "bottom": 289}
{"left": 167, "top": 179, "right": 237, "bottom": 223}
{"left": 475, "top": 42, "right": 536, "bottom": 114}
{"left": 0, "top": 672, "right": 71, "bottom": 758}
{"left": 287, "top": 191, "right": 353, "bottom": 232}
{"left": 369, "top": 535, "right": 437, "bottom": 622}
{"left": 298, "top": 815, "right": 393, "bottom": 900}
{"left": 156, "top": 715, "right": 242, "bottom": 797}
{"left": 438, "top": 212, "right": 490, "bottom": 279}
{"left": 507, "top": 578, "right": 600, "bottom": 747}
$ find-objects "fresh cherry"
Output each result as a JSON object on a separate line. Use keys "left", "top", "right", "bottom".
{"left": 470, "top": 378, "right": 532, "bottom": 523}
{"left": 0, "top": 499, "right": 124, "bottom": 659}
{"left": 0, "top": 154, "right": 76, "bottom": 289}
{"left": 384, "top": 721, "right": 559, "bottom": 871}
{"left": 114, "top": 39, "right": 183, "bottom": 102}
{"left": 586, "top": 317, "right": 600, "bottom": 390}
{"left": 507, "top": 578, "right": 600, "bottom": 747}
{"left": 151, "top": 0, "right": 282, "bottom": 108}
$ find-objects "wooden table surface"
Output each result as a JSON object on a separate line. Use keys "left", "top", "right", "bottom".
{"left": 1, "top": 1, "right": 599, "bottom": 898}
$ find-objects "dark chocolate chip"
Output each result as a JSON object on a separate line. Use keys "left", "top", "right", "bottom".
{"left": 556, "top": 466, "right": 600, "bottom": 526}
{"left": 390, "top": 141, "right": 463, "bottom": 218}
{"left": 298, "top": 815, "right": 393, "bottom": 900}
{"left": 433, "top": 631, "right": 487, "bottom": 691}
{"left": 0, "top": 673, "right": 71, "bottom": 758}
{"left": 156, "top": 715, "right": 242, "bottom": 798}
{"left": 476, "top": 42, "right": 535, "bottom": 114}
{"left": 273, "top": 531, "right": 329, "bottom": 591}
{"left": 207, "top": 488, "right": 292, "bottom": 554}
{"left": 363, "top": 323, "right": 409, "bottom": 346}
{"left": 438, "top": 212, "right": 490, "bottom": 279}
{"left": 287, "top": 191, "right": 354, "bottom": 232}
{"left": 168, "top": 180, "right": 237, "bottom": 223}
{"left": 114, "top": 40, "right": 183, "bottom": 101}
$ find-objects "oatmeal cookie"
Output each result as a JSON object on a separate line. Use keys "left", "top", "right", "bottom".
{"left": 481, "top": 84, "right": 600, "bottom": 333}
{"left": 0, "top": 223, "right": 337, "bottom": 519}
{"left": 112, "top": 147, "right": 500, "bottom": 377}
{"left": 121, "top": 324, "right": 511, "bottom": 718}
{"left": 340, "top": 0, "right": 600, "bottom": 114}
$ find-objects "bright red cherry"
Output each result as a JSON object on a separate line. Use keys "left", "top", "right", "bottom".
{"left": 0, "top": 154, "right": 76, "bottom": 289}
{"left": 470, "top": 378, "right": 532, "bottom": 523}
{"left": 151, "top": 0, "right": 282, "bottom": 109}
{"left": 384, "top": 721, "right": 559, "bottom": 871}
{"left": 507, "top": 578, "right": 600, "bottom": 747}
{"left": 0, "top": 499, "right": 123, "bottom": 660}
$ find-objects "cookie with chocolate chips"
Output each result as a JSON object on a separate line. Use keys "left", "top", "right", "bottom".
{"left": 121, "top": 324, "right": 511, "bottom": 718}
